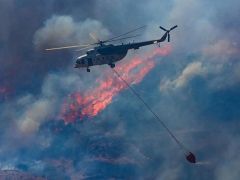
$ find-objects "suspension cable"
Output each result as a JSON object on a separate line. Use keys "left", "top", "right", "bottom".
{"left": 112, "top": 68, "right": 189, "bottom": 152}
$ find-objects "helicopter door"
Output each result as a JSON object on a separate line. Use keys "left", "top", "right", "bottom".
{"left": 87, "top": 58, "right": 93, "bottom": 66}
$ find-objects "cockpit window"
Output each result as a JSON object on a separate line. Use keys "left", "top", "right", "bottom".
{"left": 77, "top": 55, "right": 88, "bottom": 64}
{"left": 77, "top": 55, "right": 87, "bottom": 59}
{"left": 76, "top": 59, "right": 84, "bottom": 64}
{"left": 86, "top": 49, "right": 94, "bottom": 55}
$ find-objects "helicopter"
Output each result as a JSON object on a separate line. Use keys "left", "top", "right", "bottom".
{"left": 46, "top": 25, "right": 178, "bottom": 72}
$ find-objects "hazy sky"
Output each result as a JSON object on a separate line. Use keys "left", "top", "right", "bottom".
{"left": 0, "top": 0, "right": 240, "bottom": 179}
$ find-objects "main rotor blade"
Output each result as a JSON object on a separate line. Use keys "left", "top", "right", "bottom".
{"left": 74, "top": 46, "right": 93, "bottom": 52}
{"left": 105, "top": 25, "right": 146, "bottom": 42}
{"left": 45, "top": 44, "right": 91, "bottom": 51}
{"left": 89, "top": 33, "right": 100, "bottom": 42}
{"left": 170, "top": 25, "right": 178, "bottom": 31}
{"left": 107, "top": 34, "right": 141, "bottom": 43}
{"left": 159, "top": 26, "right": 167, "bottom": 31}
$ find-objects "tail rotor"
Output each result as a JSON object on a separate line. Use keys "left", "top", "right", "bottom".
{"left": 159, "top": 25, "right": 178, "bottom": 42}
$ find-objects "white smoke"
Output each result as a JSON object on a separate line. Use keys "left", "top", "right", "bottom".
{"left": 160, "top": 61, "right": 205, "bottom": 91}
{"left": 34, "top": 15, "right": 110, "bottom": 49}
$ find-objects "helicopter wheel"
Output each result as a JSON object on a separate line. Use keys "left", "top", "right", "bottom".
{"left": 87, "top": 68, "right": 90, "bottom": 72}
{"left": 109, "top": 63, "right": 115, "bottom": 68}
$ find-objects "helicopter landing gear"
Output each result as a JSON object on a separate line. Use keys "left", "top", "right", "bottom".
{"left": 87, "top": 68, "right": 90, "bottom": 72}
{"left": 109, "top": 63, "right": 115, "bottom": 68}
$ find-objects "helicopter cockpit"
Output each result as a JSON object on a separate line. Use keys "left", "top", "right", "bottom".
{"left": 86, "top": 49, "right": 95, "bottom": 55}
{"left": 76, "top": 54, "right": 87, "bottom": 65}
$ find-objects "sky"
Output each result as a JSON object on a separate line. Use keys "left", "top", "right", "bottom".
{"left": 0, "top": 0, "right": 240, "bottom": 179}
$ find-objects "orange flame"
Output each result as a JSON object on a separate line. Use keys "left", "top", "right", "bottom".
{"left": 61, "top": 46, "right": 171, "bottom": 123}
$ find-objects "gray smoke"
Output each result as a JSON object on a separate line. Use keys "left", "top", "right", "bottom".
{"left": 0, "top": 0, "right": 240, "bottom": 179}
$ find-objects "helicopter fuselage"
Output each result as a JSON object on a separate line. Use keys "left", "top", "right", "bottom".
{"left": 75, "top": 44, "right": 129, "bottom": 68}
{"left": 74, "top": 34, "right": 167, "bottom": 70}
